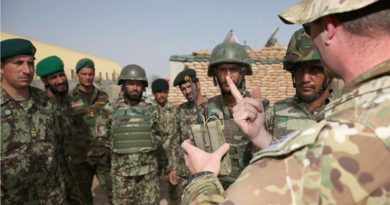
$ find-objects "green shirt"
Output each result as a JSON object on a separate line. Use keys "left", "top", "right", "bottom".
{"left": 1, "top": 87, "right": 67, "bottom": 204}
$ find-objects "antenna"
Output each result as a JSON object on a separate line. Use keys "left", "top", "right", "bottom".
{"left": 265, "top": 27, "right": 280, "bottom": 47}
{"left": 223, "top": 29, "right": 240, "bottom": 43}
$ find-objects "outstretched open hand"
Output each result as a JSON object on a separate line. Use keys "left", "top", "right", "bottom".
{"left": 181, "top": 140, "right": 230, "bottom": 175}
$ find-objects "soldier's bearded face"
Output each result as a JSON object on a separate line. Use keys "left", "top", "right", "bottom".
{"left": 123, "top": 80, "right": 144, "bottom": 101}
{"left": 45, "top": 72, "right": 69, "bottom": 96}
{"left": 215, "top": 64, "right": 241, "bottom": 94}
{"left": 294, "top": 63, "right": 326, "bottom": 103}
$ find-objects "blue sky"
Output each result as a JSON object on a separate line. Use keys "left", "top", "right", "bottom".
{"left": 1, "top": 0, "right": 300, "bottom": 78}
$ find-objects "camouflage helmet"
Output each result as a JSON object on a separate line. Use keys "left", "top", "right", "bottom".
{"left": 207, "top": 42, "right": 252, "bottom": 77}
{"left": 279, "top": 0, "right": 379, "bottom": 24}
{"left": 118, "top": 64, "right": 148, "bottom": 86}
{"left": 283, "top": 28, "right": 321, "bottom": 72}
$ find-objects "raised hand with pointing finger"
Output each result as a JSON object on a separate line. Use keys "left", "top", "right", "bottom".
{"left": 227, "top": 76, "right": 273, "bottom": 149}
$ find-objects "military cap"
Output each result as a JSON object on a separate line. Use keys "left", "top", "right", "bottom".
{"left": 173, "top": 68, "right": 197, "bottom": 86}
{"left": 75, "top": 58, "right": 95, "bottom": 71}
{"left": 1, "top": 38, "right": 36, "bottom": 60}
{"left": 279, "top": 0, "right": 379, "bottom": 24}
{"left": 36, "top": 55, "right": 64, "bottom": 77}
{"left": 152, "top": 78, "right": 169, "bottom": 92}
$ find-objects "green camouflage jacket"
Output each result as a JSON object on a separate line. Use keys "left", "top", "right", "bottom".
{"left": 1, "top": 87, "right": 67, "bottom": 204}
{"left": 110, "top": 96, "right": 176, "bottom": 176}
{"left": 182, "top": 60, "right": 390, "bottom": 204}
{"left": 265, "top": 95, "right": 329, "bottom": 140}
{"left": 69, "top": 85, "right": 110, "bottom": 164}
{"left": 154, "top": 101, "right": 178, "bottom": 173}
{"left": 174, "top": 96, "right": 208, "bottom": 177}
{"left": 48, "top": 93, "right": 85, "bottom": 204}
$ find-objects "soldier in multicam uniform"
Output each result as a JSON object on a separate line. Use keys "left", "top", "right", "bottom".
{"left": 0, "top": 39, "right": 67, "bottom": 204}
{"left": 203, "top": 41, "right": 268, "bottom": 188}
{"left": 36, "top": 55, "right": 85, "bottom": 204}
{"left": 265, "top": 28, "right": 332, "bottom": 140}
{"left": 109, "top": 64, "right": 176, "bottom": 205}
{"left": 169, "top": 68, "right": 208, "bottom": 202}
{"left": 69, "top": 58, "right": 112, "bottom": 204}
{"left": 181, "top": 0, "right": 390, "bottom": 204}
{"left": 150, "top": 78, "right": 179, "bottom": 203}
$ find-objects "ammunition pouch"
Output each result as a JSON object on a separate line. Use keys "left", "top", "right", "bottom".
{"left": 190, "top": 116, "right": 232, "bottom": 176}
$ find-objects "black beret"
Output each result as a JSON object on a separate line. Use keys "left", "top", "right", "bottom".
{"left": 1, "top": 38, "right": 36, "bottom": 60}
{"left": 75, "top": 58, "right": 95, "bottom": 71}
{"left": 173, "top": 68, "right": 197, "bottom": 86}
{"left": 152, "top": 78, "right": 169, "bottom": 92}
{"left": 36, "top": 55, "right": 64, "bottom": 77}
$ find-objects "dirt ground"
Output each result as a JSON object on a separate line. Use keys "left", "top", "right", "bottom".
{"left": 92, "top": 176, "right": 178, "bottom": 205}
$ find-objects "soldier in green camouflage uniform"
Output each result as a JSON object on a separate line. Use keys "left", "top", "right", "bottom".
{"left": 169, "top": 68, "right": 208, "bottom": 201}
{"left": 181, "top": 0, "right": 390, "bottom": 204}
{"left": 151, "top": 78, "right": 179, "bottom": 203}
{"left": 109, "top": 64, "right": 176, "bottom": 205}
{"left": 1, "top": 39, "right": 67, "bottom": 204}
{"left": 151, "top": 78, "right": 177, "bottom": 175}
{"left": 69, "top": 58, "right": 112, "bottom": 204}
{"left": 265, "top": 28, "right": 332, "bottom": 140}
{"left": 203, "top": 41, "right": 268, "bottom": 188}
{"left": 36, "top": 55, "right": 85, "bottom": 204}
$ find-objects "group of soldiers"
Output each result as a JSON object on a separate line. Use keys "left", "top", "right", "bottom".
{"left": 1, "top": 0, "right": 389, "bottom": 204}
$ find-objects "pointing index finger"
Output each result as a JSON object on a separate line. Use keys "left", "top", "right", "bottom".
{"left": 226, "top": 76, "right": 243, "bottom": 102}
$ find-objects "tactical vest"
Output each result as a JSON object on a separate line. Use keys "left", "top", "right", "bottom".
{"left": 112, "top": 105, "right": 156, "bottom": 154}
{"left": 191, "top": 95, "right": 252, "bottom": 183}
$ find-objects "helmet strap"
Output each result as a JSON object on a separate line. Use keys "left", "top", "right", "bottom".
{"left": 291, "top": 73, "right": 297, "bottom": 88}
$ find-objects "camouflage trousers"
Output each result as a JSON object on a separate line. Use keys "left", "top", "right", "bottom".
{"left": 112, "top": 171, "right": 159, "bottom": 205}
{"left": 70, "top": 161, "right": 112, "bottom": 205}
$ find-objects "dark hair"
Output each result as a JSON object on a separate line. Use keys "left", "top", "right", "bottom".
{"left": 335, "top": 1, "right": 390, "bottom": 36}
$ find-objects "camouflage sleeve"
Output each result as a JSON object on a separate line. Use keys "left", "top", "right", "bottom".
{"left": 183, "top": 119, "right": 390, "bottom": 204}
{"left": 93, "top": 102, "right": 113, "bottom": 151}
{"left": 181, "top": 173, "right": 225, "bottom": 204}
{"left": 54, "top": 111, "right": 85, "bottom": 204}
{"left": 166, "top": 124, "right": 180, "bottom": 172}
{"left": 152, "top": 105, "right": 179, "bottom": 172}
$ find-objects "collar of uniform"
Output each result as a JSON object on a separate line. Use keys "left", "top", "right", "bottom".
{"left": 71, "top": 84, "right": 101, "bottom": 103}
{"left": 1, "top": 86, "right": 50, "bottom": 110}
{"left": 291, "top": 96, "right": 312, "bottom": 116}
{"left": 343, "top": 59, "right": 390, "bottom": 93}
{"left": 180, "top": 95, "right": 208, "bottom": 110}
{"left": 0, "top": 87, "right": 13, "bottom": 106}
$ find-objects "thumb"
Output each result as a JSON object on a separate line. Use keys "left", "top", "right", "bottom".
{"left": 251, "top": 86, "right": 264, "bottom": 112}
{"left": 181, "top": 139, "right": 196, "bottom": 153}
{"left": 214, "top": 143, "right": 230, "bottom": 159}
{"left": 251, "top": 86, "right": 262, "bottom": 100}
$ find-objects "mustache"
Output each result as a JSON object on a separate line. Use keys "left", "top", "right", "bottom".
{"left": 297, "top": 82, "right": 315, "bottom": 88}
{"left": 20, "top": 74, "right": 33, "bottom": 78}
